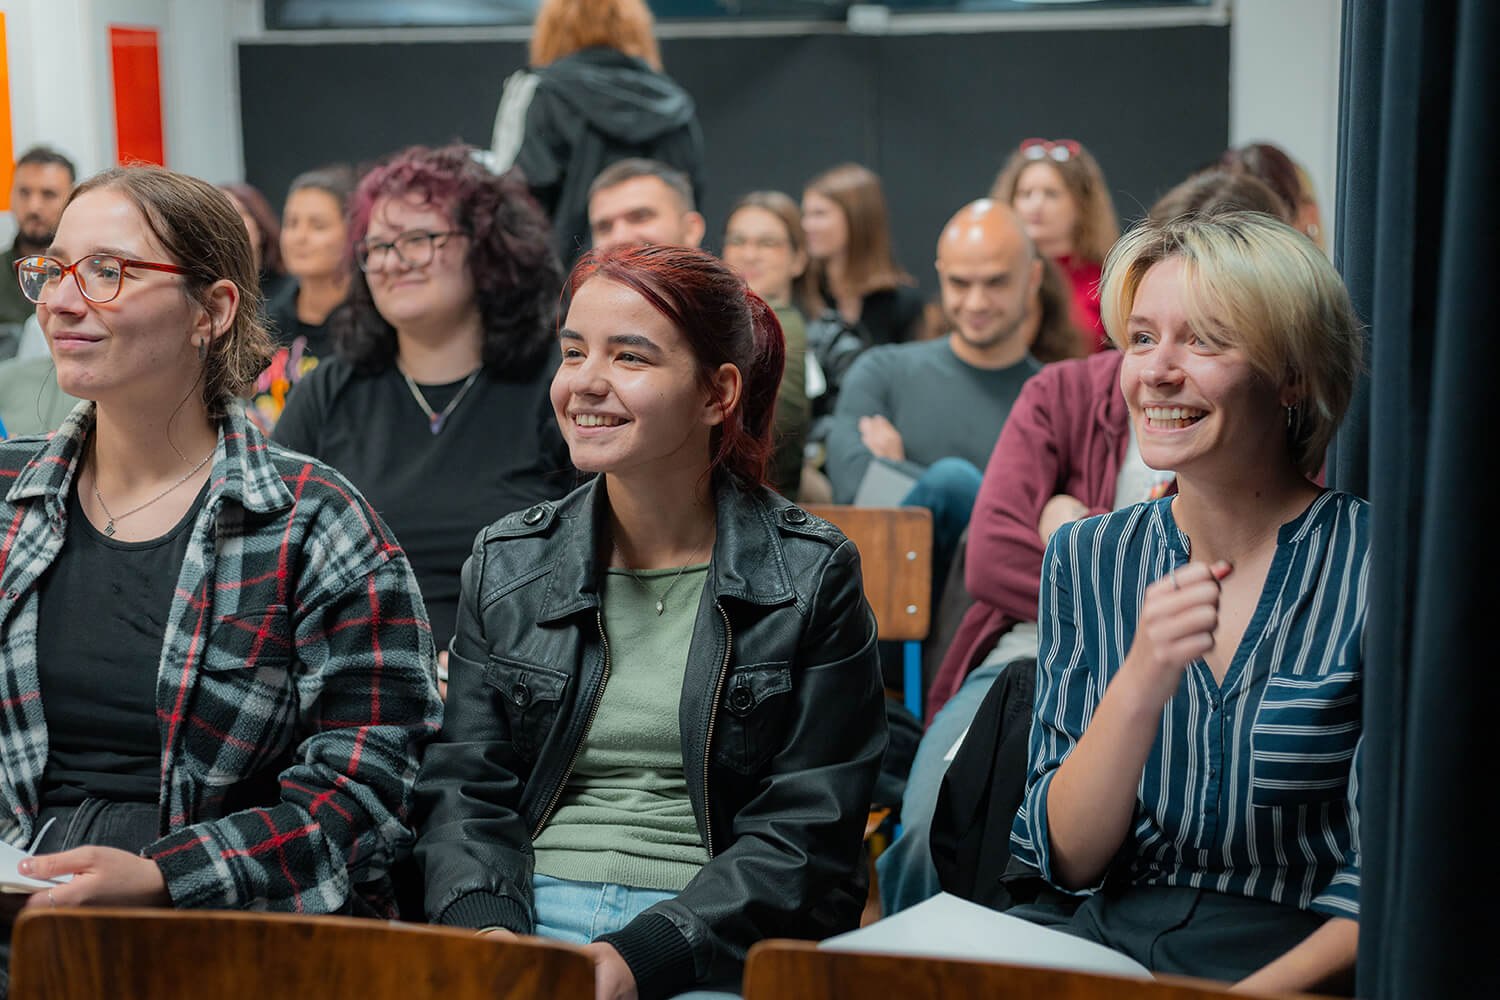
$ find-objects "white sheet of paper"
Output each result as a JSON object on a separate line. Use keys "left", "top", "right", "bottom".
{"left": 1, "top": 821, "right": 73, "bottom": 893}
{"left": 852, "top": 461, "right": 920, "bottom": 508}
{"left": 823, "top": 892, "right": 1152, "bottom": 980}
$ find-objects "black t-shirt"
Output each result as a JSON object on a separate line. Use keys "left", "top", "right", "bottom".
{"left": 272, "top": 356, "right": 575, "bottom": 650}
{"left": 36, "top": 479, "right": 209, "bottom": 807}
{"left": 819, "top": 284, "right": 926, "bottom": 347}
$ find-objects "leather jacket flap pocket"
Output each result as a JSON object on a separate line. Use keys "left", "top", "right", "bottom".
{"left": 725, "top": 666, "right": 792, "bottom": 717}
{"left": 716, "top": 664, "right": 793, "bottom": 775}
{"left": 483, "top": 656, "right": 571, "bottom": 760}
{"left": 1250, "top": 670, "right": 1361, "bottom": 808}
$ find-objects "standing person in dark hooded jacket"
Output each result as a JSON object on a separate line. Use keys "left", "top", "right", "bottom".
{"left": 490, "top": 0, "right": 705, "bottom": 267}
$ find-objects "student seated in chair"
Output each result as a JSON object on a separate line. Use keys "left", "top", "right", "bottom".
{"left": 880, "top": 170, "right": 1294, "bottom": 917}
{"left": 1003, "top": 211, "right": 1366, "bottom": 993}
{"left": 0, "top": 166, "right": 443, "bottom": 995}
{"left": 415, "top": 245, "right": 887, "bottom": 1000}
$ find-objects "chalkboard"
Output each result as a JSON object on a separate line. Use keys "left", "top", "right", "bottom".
{"left": 239, "top": 25, "right": 1228, "bottom": 295}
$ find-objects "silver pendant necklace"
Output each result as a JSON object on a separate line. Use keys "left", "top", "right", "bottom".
{"left": 618, "top": 535, "right": 711, "bottom": 615}
{"left": 399, "top": 365, "right": 482, "bottom": 435}
{"left": 92, "top": 447, "right": 215, "bottom": 537}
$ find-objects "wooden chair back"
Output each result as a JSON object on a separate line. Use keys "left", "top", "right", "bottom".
{"left": 801, "top": 505, "right": 932, "bottom": 641}
{"left": 742, "top": 940, "right": 1341, "bottom": 1000}
{"left": 7, "top": 907, "right": 594, "bottom": 1000}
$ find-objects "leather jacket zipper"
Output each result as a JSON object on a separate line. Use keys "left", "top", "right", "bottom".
{"left": 701, "top": 601, "right": 733, "bottom": 859}
{"left": 532, "top": 609, "right": 611, "bottom": 840}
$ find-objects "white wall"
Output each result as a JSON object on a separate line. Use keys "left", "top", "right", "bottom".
{"left": 1230, "top": 0, "right": 1343, "bottom": 246}
{"left": 2, "top": 0, "right": 241, "bottom": 243}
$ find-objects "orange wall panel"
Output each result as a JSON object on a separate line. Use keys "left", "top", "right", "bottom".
{"left": 1, "top": 14, "right": 14, "bottom": 210}
{"left": 109, "top": 26, "right": 164, "bottom": 166}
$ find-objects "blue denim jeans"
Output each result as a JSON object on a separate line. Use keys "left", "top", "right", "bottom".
{"left": 875, "top": 624, "right": 1039, "bottom": 916}
{"left": 531, "top": 874, "right": 740, "bottom": 999}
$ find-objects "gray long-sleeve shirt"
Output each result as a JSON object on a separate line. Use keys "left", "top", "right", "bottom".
{"left": 825, "top": 337, "right": 1041, "bottom": 504}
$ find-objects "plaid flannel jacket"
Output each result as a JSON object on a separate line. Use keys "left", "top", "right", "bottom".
{"left": 0, "top": 403, "right": 443, "bottom": 915}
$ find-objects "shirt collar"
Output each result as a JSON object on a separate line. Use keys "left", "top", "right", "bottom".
{"left": 6, "top": 401, "right": 295, "bottom": 518}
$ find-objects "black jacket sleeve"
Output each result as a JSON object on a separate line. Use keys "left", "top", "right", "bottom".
{"left": 412, "top": 537, "right": 537, "bottom": 933}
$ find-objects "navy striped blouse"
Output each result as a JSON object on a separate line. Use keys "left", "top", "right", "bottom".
{"left": 1010, "top": 491, "right": 1367, "bottom": 918}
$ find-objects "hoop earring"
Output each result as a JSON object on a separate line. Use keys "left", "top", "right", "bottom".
{"left": 197, "top": 339, "right": 207, "bottom": 361}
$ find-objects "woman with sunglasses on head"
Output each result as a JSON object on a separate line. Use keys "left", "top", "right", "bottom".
{"left": 991, "top": 138, "right": 1119, "bottom": 350}
{"left": 416, "top": 244, "right": 887, "bottom": 1000}
{"left": 720, "top": 191, "right": 810, "bottom": 498}
{"left": 0, "top": 165, "right": 442, "bottom": 994}
{"left": 273, "top": 144, "right": 573, "bottom": 673}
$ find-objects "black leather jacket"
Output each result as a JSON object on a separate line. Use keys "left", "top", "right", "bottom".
{"left": 415, "top": 475, "right": 886, "bottom": 999}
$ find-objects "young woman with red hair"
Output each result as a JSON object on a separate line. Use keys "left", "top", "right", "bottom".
{"left": 416, "top": 244, "right": 887, "bottom": 1000}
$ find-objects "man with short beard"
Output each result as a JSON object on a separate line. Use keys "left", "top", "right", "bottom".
{"left": 825, "top": 199, "right": 1045, "bottom": 583}
{"left": 2, "top": 146, "right": 76, "bottom": 358}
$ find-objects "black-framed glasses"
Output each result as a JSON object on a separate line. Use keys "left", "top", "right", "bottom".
{"left": 13, "top": 254, "right": 191, "bottom": 305}
{"left": 356, "top": 230, "right": 462, "bottom": 273}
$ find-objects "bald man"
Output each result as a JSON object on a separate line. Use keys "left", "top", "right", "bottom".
{"left": 824, "top": 199, "right": 1044, "bottom": 512}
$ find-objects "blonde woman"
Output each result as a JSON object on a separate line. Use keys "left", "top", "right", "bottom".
{"left": 1004, "top": 212, "right": 1365, "bottom": 992}
{"left": 490, "top": 0, "right": 704, "bottom": 264}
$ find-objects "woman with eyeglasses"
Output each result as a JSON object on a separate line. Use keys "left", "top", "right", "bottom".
{"left": 248, "top": 166, "right": 355, "bottom": 431}
{"left": 273, "top": 144, "right": 573, "bottom": 671}
{"left": 801, "top": 164, "right": 923, "bottom": 348}
{"left": 416, "top": 243, "right": 886, "bottom": 1000}
{"left": 991, "top": 138, "right": 1119, "bottom": 350}
{"left": 0, "top": 165, "right": 442, "bottom": 992}
{"left": 721, "top": 191, "right": 810, "bottom": 498}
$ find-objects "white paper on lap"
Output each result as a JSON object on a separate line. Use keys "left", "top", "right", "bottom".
{"left": 823, "top": 892, "right": 1152, "bottom": 980}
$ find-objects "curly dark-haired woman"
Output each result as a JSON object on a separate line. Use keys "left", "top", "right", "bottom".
{"left": 274, "top": 144, "right": 574, "bottom": 659}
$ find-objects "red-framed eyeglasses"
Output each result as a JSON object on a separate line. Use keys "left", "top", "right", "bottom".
{"left": 1019, "top": 138, "right": 1083, "bottom": 163}
{"left": 13, "top": 254, "right": 192, "bottom": 305}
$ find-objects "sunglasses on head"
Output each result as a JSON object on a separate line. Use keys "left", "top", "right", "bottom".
{"left": 1019, "top": 138, "right": 1082, "bottom": 163}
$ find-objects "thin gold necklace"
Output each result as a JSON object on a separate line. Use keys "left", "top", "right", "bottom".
{"left": 616, "top": 535, "right": 712, "bottom": 616}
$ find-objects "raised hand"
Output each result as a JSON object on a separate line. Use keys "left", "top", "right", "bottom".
{"left": 1122, "top": 559, "right": 1233, "bottom": 710}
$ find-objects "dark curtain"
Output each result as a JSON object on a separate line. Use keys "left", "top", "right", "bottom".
{"left": 1333, "top": 1, "right": 1498, "bottom": 996}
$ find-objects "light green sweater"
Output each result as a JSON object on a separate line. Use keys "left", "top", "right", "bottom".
{"left": 531, "top": 564, "right": 710, "bottom": 892}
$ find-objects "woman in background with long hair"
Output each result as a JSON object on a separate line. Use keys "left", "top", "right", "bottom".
{"left": 801, "top": 163, "right": 924, "bottom": 347}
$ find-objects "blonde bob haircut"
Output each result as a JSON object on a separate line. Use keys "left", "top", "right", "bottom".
{"left": 1099, "top": 212, "right": 1362, "bottom": 478}
{"left": 529, "top": 0, "right": 662, "bottom": 71}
